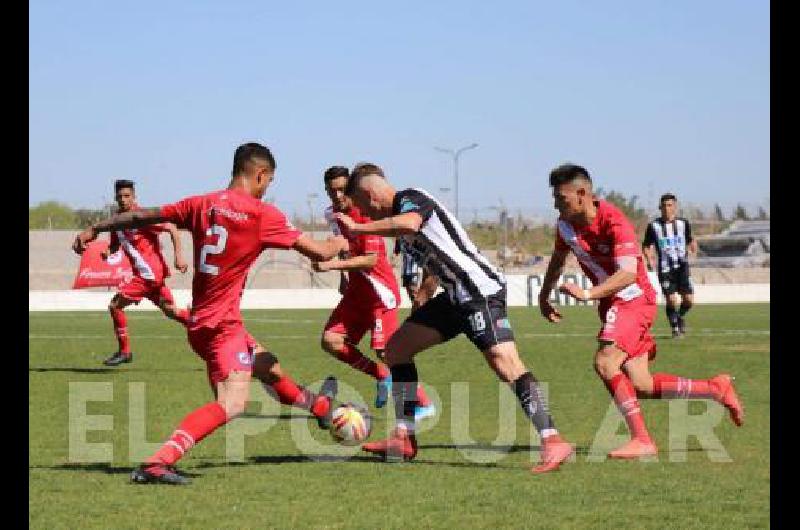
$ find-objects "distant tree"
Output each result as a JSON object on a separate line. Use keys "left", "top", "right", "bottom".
{"left": 733, "top": 203, "right": 750, "bottom": 220}
{"left": 29, "top": 201, "right": 77, "bottom": 229}
{"left": 714, "top": 204, "right": 727, "bottom": 222}
{"left": 757, "top": 206, "right": 769, "bottom": 220}
{"left": 594, "top": 188, "right": 648, "bottom": 229}
{"left": 74, "top": 208, "right": 108, "bottom": 228}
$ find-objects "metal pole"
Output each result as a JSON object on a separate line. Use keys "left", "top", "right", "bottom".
{"left": 435, "top": 143, "right": 477, "bottom": 222}
{"left": 453, "top": 152, "right": 458, "bottom": 219}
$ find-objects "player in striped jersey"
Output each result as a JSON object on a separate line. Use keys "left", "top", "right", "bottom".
{"left": 335, "top": 162, "right": 574, "bottom": 474}
{"left": 539, "top": 164, "right": 743, "bottom": 459}
{"left": 642, "top": 193, "right": 698, "bottom": 338}
{"left": 316, "top": 166, "right": 434, "bottom": 419}
{"left": 101, "top": 179, "right": 190, "bottom": 366}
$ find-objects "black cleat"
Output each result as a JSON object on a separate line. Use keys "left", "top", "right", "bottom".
{"left": 130, "top": 464, "right": 190, "bottom": 485}
{"left": 103, "top": 351, "right": 133, "bottom": 366}
{"left": 678, "top": 317, "right": 687, "bottom": 336}
{"left": 316, "top": 376, "right": 339, "bottom": 430}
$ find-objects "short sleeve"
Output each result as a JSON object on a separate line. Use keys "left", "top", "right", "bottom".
{"left": 159, "top": 198, "right": 195, "bottom": 229}
{"left": 684, "top": 220, "right": 693, "bottom": 243}
{"left": 393, "top": 189, "right": 436, "bottom": 223}
{"left": 260, "top": 204, "right": 303, "bottom": 249}
{"left": 642, "top": 223, "right": 656, "bottom": 246}
{"left": 608, "top": 216, "right": 640, "bottom": 257}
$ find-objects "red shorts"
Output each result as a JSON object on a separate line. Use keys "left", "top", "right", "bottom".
{"left": 324, "top": 297, "right": 399, "bottom": 351}
{"left": 597, "top": 295, "right": 658, "bottom": 362}
{"left": 187, "top": 321, "right": 257, "bottom": 388}
{"left": 117, "top": 275, "right": 174, "bottom": 306}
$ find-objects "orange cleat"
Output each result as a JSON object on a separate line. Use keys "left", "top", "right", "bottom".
{"left": 362, "top": 426, "right": 418, "bottom": 462}
{"left": 531, "top": 434, "right": 575, "bottom": 474}
{"left": 709, "top": 374, "right": 744, "bottom": 427}
{"left": 608, "top": 438, "right": 658, "bottom": 459}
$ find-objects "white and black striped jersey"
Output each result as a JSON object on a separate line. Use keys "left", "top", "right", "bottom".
{"left": 643, "top": 217, "right": 694, "bottom": 273}
{"left": 394, "top": 238, "right": 423, "bottom": 284}
{"left": 393, "top": 188, "right": 505, "bottom": 304}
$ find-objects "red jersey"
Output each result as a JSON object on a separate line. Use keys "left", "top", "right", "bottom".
{"left": 110, "top": 207, "right": 170, "bottom": 282}
{"left": 555, "top": 200, "right": 656, "bottom": 302}
{"left": 325, "top": 205, "right": 400, "bottom": 309}
{"left": 160, "top": 188, "right": 303, "bottom": 329}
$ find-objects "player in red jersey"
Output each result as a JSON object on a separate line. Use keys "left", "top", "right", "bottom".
{"left": 101, "top": 179, "right": 190, "bottom": 366}
{"left": 74, "top": 143, "right": 350, "bottom": 485}
{"left": 538, "top": 164, "right": 744, "bottom": 459}
{"left": 315, "top": 166, "right": 434, "bottom": 419}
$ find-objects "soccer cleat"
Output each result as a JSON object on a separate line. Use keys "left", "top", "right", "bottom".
{"left": 316, "top": 376, "right": 339, "bottom": 430}
{"left": 103, "top": 351, "right": 132, "bottom": 366}
{"left": 608, "top": 438, "right": 658, "bottom": 459}
{"left": 362, "top": 426, "right": 418, "bottom": 462}
{"left": 678, "top": 317, "right": 687, "bottom": 336}
{"left": 531, "top": 434, "right": 575, "bottom": 474}
{"left": 414, "top": 404, "right": 436, "bottom": 421}
{"left": 375, "top": 374, "right": 392, "bottom": 409}
{"left": 671, "top": 328, "right": 683, "bottom": 339}
{"left": 130, "top": 464, "right": 190, "bottom": 485}
{"left": 709, "top": 374, "right": 744, "bottom": 427}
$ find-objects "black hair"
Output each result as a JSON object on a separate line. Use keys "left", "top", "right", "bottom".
{"left": 323, "top": 166, "right": 349, "bottom": 184}
{"left": 660, "top": 193, "right": 677, "bottom": 204}
{"left": 232, "top": 142, "right": 276, "bottom": 177}
{"left": 114, "top": 179, "right": 135, "bottom": 193}
{"left": 548, "top": 163, "right": 592, "bottom": 187}
{"left": 345, "top": 162, "right": 385, "bottom": 195}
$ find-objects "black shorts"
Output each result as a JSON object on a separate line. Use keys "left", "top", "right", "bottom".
{"left": 658, "top": 265, "right": 694, "bottom": 295}
{"left": 406, "top": 289, "right": 515, "bottom": 351}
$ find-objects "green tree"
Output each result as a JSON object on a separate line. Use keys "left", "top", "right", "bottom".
{"left": 29, "top": 201, "right": 77, "bottom": 229}
{"left": 757, "top": 206, "right": 769, "bottom": 220}
{"left": 733, "top": 203, "right": 750, "bottom": 220}
{"left": 594, "top": 188, "right": 648, "bottom": 231}
{"left": 714, "top": 204, "right": 726, "bottom": 222}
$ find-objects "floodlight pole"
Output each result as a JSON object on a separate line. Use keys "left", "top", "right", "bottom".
{"left": 435, "top": 143, "right": 478, "bottom": 221}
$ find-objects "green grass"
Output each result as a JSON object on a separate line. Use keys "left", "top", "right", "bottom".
{"left": 29, "top": 304, "right": 769, "bottom": 529}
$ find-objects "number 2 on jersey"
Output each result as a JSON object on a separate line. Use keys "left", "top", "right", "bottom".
{"left": 199, "top": 224, "right": 228, "bottom": 275}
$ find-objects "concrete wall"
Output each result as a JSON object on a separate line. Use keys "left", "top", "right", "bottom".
{"left": 30, "top": 230, "right": 770, "bottom": 291}
{"left": 29, "top": 273, "right": 768, "bottom": 311}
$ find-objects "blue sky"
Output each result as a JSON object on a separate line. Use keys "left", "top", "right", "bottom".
{"left": 30, "top": 0, "right": 769, "bottom": 221}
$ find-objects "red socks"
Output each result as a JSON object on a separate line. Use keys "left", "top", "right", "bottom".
{"left": 147, "top": 402, "right": 228, "bottom": 466}
{"left": 651, "top": 373, "right": 714, "bottom": 399}
{"left": 606, "top": 373, "right": 651, "bottom": 442}
{"left": 174, "top": 309, "right": 190, "bottom": 326}
{"left": 110, "top": 307, "right": 130, "bottom": 354}
{"left": 336, "top": 343, "right": 390, "bottom": 380}
{"left": 416, "top": 385, "right": 431, "bottom": 407}
{"left": 267, "top": 376, "right": 330, "bottom": 419}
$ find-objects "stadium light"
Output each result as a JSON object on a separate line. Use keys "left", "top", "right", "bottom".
{"left": 434, "top": 143, "right": 478, "bottom": 220}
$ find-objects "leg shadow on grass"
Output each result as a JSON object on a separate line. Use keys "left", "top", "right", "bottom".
{"left": 29, "top": 367, "right": 205, "bottom": 374}
{"left": 31, "top": 463, "right": 202, "bottom": 478}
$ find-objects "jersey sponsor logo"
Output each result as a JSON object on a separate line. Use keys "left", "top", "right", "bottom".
{"left": 236, "top": 351, "right": 254, "bottom": 366}
{"left": 208, "top": 206, "right": 249, "bottom": 222}
{"left": 399, "top": 198, "right": 420, "bottom": 213}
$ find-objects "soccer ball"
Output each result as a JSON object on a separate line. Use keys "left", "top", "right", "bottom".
{"left": 330, "top": 403, "right": 371, "bottom": 445}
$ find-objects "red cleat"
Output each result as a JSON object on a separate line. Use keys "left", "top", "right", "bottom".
{"left": 361, "top": 426, "right": 418, "bottom": 462}
{"left": 608, "top": 438, "right": 658, "bottom": 459}
{"left": 531, "top": 434, "right": 574, "bottom": 474}
{"left": 709, "top": 374, "right": 744, "bottom": 427}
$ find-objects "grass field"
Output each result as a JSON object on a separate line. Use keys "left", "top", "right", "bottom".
{"left": 29, "top": 304, "right": 769, "bottom": 529}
